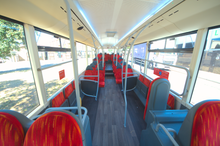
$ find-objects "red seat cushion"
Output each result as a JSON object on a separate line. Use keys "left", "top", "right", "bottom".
{"left": 143, "top": 77, "right": 150, "bottom": 87}
{"left": 0, "top": 112, "right": 24, "bottom": 146}
{"left": 99, "top": 81, "right": 105, "bottom": 87}
{"left": 116, "top": 79, "right": 122, "bottom": 84}
{"left": 52, "top": 92, "right": 66, "bottom": 107}
{"left": 167, "top": 94, "right": 175, "bottom": 109}
{"left": 139, "top": 74, "right": 144, "bottom": 82}
{"left": 85, "top": 70, "right": 95, "bottom": 80}
{"left": 191, "top": 101, "right": 220, "bottom": 146}
{"left": 24, "top": 111, "right": 83, "bottom": 146}
{"left": 64, "top": 83, "right": 74, "bottom": 99}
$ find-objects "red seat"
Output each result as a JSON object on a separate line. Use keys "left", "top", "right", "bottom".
{"left": 0, "top": 112, "right": 25, "bottom": 146}
{"left": 191, "top": 101, "right": 220, "bottom": 145}
{"left": 64, "top": 83, "right": 74, "bottom": 99}
{"left": 167, "top": 94, "right": 175, "bottom": 109}
{"left": 85, "top": 70, "right": 95, "bottom": 81}
{"left": 52, "top": 92, "right": 66, "bottom": 107}
{"left": 143, "top": 77, "right": 150, "bottom": 87}
{"left": 24, "top": 111, "right": 83, "bottom": 146}
{"left": 143, "top": 77, "right": 164, "bottom": 119}
{"left": 139, "top": 74, "right": 144, "bottom": 82}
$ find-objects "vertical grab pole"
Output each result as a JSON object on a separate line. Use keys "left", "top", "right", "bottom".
{"left": 91, "top": 35, "right": 100, "bottom": 100}
{"left": 102, "top": 46, "right": 104, "bottom": 67}
{"left": 63, "top": 0, "right": 82, "bottom": 121}
{"left": 123, "top": 24, "right": 149, "bottom": 127}
{"left": 121, "top": 33, "right": 136, "bottom": 92}
{"left": 116, "top": 48, "right": 118, "bottom": 66}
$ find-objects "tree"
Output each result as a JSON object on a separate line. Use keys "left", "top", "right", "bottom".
{"left": 0, "top": 19, "right": 25, "bottom": 59}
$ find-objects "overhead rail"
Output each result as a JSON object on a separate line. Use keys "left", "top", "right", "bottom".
{"left": 120, "top": 24, "right": 149, "bottom": 127}
{"left": 64, "top": 0, "right": 82, "bottom": 123}
{"left": 138, "top": 59, "right": 190, "bottom": 96}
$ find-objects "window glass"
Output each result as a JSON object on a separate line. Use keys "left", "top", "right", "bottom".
{"left": 61, "top": 38, "right": 70, "bottom": 48}
{"left": 133, "top": 43, "right": 147, "bottom": 72}
{"left": 42, "top": 62, "right": 74, "bottom": 99}
{"left": 76, "top": 42, "right": 87, "bottom": 74}
{"left": 147, "top": 52, "right": 192, "bottom": 95}
{"left": 166, "top": 34, "right": 197, "bottom": 49}
{"left": 191, "top": 27, "right": 220, "bottom": 105}
{"left": 0, "top": 18, "right": 39, "bottom": 115}
{"left": 149, "top": 39, "right": 166, "bottom": 50}
{"left": 35, "top": 31, "right": 60, "bottom": 47}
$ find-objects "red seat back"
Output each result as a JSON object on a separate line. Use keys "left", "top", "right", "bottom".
{"left": 0, "top": 112, "right": 24, "bottom": 146}
{"left": 84, "top": 70, "right": 95, "bottom": 81}
{"left": 52, "top": 92, "right": 66, "bottom": 107}
{"left": 64, "top": 83, "right": 74, "bottom": 99}
{"left": 143, "top": 77, "right": 150, "bottom": 87}
{"left": 190, "top": 101, "right": 220, "bottom": 146}
{"left": 167, "top": 94, "right": 175, "bottom": 109}
{"left": 139, "top": 74, "right": 144, "bottom": 82}
{"left": 24, "top": 111, "right": 83, "bottom": 146}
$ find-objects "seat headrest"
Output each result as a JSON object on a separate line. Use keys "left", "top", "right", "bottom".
{"left": 24, "top": 111, "right": 83, "bottom": 146}
{"left": 93, "top": 61, "right": 97, "bottom": 64}
{"left": 119, "top": 57, "right": 123, "bottom": 60}
{"left": 97, "top": 63, "right": 104, "bottom": 70}
{"left": 116, "top": 63, "right": 122, "bottom": 69}
{"left": 90, "top": 63, "right": 95, "bottom": 68}
{"left": 0, "top": 112, "right": 25, "bottom": 146}
{"left": 86, "top": 65, "right": 93, "bottom": 70}
{"left": 178, "top": 100, "right": 220, "bottom": 146}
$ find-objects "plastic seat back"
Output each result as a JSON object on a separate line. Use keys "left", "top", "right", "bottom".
{"left": 64, "top": 82, "right": 76, "bottom": 107}
{"left": 143, "top": 78, "right": 170, "bottom": 122}
{"left": 24, "top": 111, "right": 84, "bottom": 146}
{"left": 0, "top": 111, "right": 25, "bottom": 146}
{"left": 50, "top": 92, "right": 68, "bottom": 107}
{"left": 177, "top": 100, "right": 220, "bottom": 146}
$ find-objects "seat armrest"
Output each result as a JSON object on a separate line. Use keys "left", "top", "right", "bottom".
{"left": 150, "top": 110, "right": 188, "bottom": 123}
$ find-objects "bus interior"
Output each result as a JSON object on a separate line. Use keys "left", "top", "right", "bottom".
{"left": 1, "top": 0, "right": 220, "bottom": 146}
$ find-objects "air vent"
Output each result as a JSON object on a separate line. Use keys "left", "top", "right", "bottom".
{"left": 106, "top": 31, "right": 117, "bottom": 37}
{"left": 174, "top": 10, "right": 179, "bottom": 13}
{"left": 169, "top": 13, "right": 173, "bottom": 16}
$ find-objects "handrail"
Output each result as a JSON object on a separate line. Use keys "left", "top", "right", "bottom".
{"left": 37, "top": 60, "right": 72, "bottom": 71}
{"left": 46, "top": 107, "right": 87, "bottom": 125}
{"left": 141, "top": 59, "right": 190, "bottom": 96}
{"left": 155, "top": 124, "right": 179, "bottom": 146}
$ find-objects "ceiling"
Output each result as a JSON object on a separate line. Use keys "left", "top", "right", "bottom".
{"left": 1, "top": 0, "right": 220, "bottom": 49}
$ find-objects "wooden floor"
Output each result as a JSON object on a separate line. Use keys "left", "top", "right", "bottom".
{"left": 82, "top": 76, "right": 146, "bottom": 146}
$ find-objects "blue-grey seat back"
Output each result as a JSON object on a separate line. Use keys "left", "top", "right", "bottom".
{"left": 145, "top": 78, "right": 170, "bottom": 124}
{"left": 116, "top": 63, "right": 122, "bottom": 69}
{"left": 86, "top": 65, "right": 93, "bottom": 70}
{"left": 97, "top": 63, "right": 103, "bottom": 70}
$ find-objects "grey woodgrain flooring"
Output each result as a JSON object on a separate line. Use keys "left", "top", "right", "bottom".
{"left": 82, "top": 76, "right": 146, "bottom": 146}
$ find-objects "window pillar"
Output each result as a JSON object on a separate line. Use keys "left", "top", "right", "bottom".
{"left": 183, "top": 28, "right": 208, "bottom": 103}
{"left": 23, "top": 24, "right": 47, "bottom": 107}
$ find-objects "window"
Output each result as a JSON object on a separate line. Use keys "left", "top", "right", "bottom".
{"left": 149, "top": 39, "right": 165, "bottom": 50}
{"left": 165, "top": 34, "right": 197, "bottom": 49}
{"left": 147, "top": 52, "right": 191, "bottom": 94}
{"left": 35, "top": 30, "right": 74, "bottom": 99}
{"left": 146, "top": 32, "right": 197, "bottom": 95}
{"left": 133, "top": 43, "right": 147, "bottom": 72}
{"left": 35, "top": 31, "right": 60, "bottom": 47}
{"left": 0, "top": 18, "right": 39, "bottom": 115}
{"left": 191, "top": 27, "right": 220, "bottom": 105}
{"left": 76, "top": 42, "right": 87, "bottom": 74}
